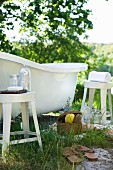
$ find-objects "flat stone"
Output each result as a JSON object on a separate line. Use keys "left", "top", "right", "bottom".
{"left": 85, "top": 152, "right": 98, "bottom": 161}
{"left": 67, "top": 155, "right": 81, "bottom": 164}
{"left": 63, "top": 147, "right": 74, "bottom": 157}
{"left": 78, "top": 145, "right": 93, "bottom": 153}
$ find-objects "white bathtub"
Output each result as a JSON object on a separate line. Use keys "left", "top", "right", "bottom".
{"left": 0, "top": 52, "right": 88, "bottom": 117}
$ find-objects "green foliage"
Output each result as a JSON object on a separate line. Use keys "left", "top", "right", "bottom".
{"left": 17, "top": 0, "right": 93, "bottom": 63}
{"left": 14, "top": 38, "right": 92, "bottom": 64}
{"left": 86, "top": 43, "right": 113, "bottom": 75}
{"left": 78, "top": 128, "right": 112, "bottom": 148}
{"left": 0, "top": 0, "right": 21, "bottom": 52}
{"left": 19, "top": 0, "right": 93, "bottom": 39}
{"left": 0, "top": 0, "right": 93, "bottom": 64}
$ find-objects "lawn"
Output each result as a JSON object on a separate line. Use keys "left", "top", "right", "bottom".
{"left": 0, "top": 108, "right": 113, "bottom": 170}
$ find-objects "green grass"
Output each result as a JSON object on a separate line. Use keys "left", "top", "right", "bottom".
{"left": 0, "top": 115, "right": 113, "bottom": 169}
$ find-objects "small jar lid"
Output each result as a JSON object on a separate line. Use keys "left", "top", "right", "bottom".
{"left": 10, "top": 74, "right": 19, "bottom": 78}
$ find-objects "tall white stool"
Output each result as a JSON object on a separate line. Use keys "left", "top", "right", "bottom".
{"left": 0, "top": 92, "right": 42, "bottom": 158}
{"left": 81, "top": 81, "right": 112, "bottom": 125}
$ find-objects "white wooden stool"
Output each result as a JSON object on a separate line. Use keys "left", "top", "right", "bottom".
{"left": 0, "top": 92, "right": 42, "bottom": 158}
{"left": 81, "top": 81, "right": 112, "bottom": 125}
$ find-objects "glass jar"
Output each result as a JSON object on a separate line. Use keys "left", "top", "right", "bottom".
{"left": 91, "top": 109, "right": 102, "bottom": 124}
{"left": 10, "top": 75, "right": 20, "bottom": 87}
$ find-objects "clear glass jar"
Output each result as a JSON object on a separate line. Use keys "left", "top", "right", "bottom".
{"left": 91, "top": 109, "right": 102, "bottom": 124}
{"left": 10, "top": 75, "right": 20, "bottom": 87}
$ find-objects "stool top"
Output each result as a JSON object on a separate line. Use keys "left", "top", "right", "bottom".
{"left": 0, "top": 92, "right": 35, "bottom": 103}
{"left": 84, "top": 80, "right": 112, "bottom": 89}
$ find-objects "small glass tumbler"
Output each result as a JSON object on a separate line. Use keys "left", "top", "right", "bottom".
{"left": 91, "top": 109, "right": 102, "bottom": 124}
{"left": 10, "top": 75, "right": 20, "bottom": 86}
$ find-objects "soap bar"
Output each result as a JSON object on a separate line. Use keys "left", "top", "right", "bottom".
{"left": 8, "top": 86, "right": 23, "bottom": 91}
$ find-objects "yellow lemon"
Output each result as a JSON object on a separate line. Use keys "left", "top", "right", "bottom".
{"left": 65, "top": 114, "right": 75, "bottom": 123}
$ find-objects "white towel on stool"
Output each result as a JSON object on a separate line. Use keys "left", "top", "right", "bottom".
{"left": 88, "top": 71, "right": 111, "bottom": 82}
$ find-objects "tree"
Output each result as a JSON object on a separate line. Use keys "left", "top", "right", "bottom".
{"left": 0, "top": 0, "right": 21, "bottom": 52}
{"left": 17, "top": 0, "right": 93, "bottom": 63}
{"left": 0, "top": 0, "right": 93, "bottom": 63}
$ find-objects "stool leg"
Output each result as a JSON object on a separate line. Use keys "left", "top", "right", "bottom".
{"left": 108, "top": 89, "right": 112, "bottom": 113}
{"left": 88, "top": 88, "right": 95, "bottom": 111}
{"left": 0, "top": 103, "right": 2, "bottom": 121}
{"left": 101, "top": 89, "right": 107, "bottom": 125}
{"left": 31, "top": 100, "right": 42, "bottom": 150}
{"left": 2, "top": 103, "right": 12, "bottom": 158}
{"left": 108, "top": 89, "right": 113, "bottom": 117}
{"left": 21, "top": 102, "right": 29, "bottom": 138}
{"left": 81, "top": 87, "right": 87, "bottom": 111}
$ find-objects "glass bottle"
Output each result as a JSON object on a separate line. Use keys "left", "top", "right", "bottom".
{"left": 19, "top": 65, "right": 31, "bottom": 91}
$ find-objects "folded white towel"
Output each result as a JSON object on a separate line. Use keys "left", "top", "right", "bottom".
{"left": 8, "top": 86, "right": 23, "bottom": 91}
{"left": 88, "top": 71, "right": 111, "bottom": 82}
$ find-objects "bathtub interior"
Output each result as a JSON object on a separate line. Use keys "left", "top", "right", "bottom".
{"left": 41, "top": 63, "right": 88, "bottom": 73}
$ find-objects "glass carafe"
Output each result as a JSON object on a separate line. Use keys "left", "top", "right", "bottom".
{"left": 19, "top": 65, "right": 31, "bottom": 91}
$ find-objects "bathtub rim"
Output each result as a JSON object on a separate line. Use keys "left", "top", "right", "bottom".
{"left": 0, "top": 52, "right": 88, "bottom": 73}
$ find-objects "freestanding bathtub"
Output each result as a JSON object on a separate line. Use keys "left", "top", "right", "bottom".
{"left": 0, "top": 52, "right": 88, "bottom": 117}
